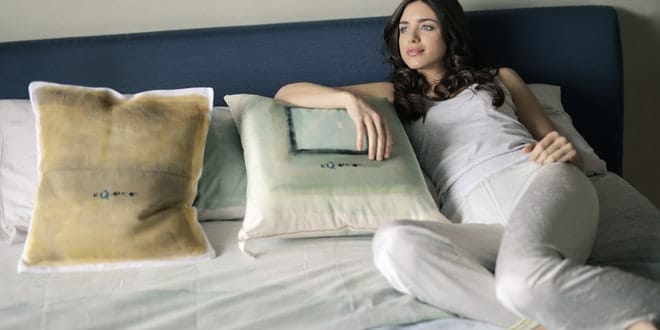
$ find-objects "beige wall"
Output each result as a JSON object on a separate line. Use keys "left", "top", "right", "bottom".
{"left": 1, "top": 0, "right": 659, "bottom": 208}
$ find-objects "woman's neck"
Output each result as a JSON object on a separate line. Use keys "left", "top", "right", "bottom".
{"left": 426, "top": 77, "right": 443, "bottom": 99}
{"left": 419, "top": 67, "right": 445, "bottom": 84}
{"left": 419, "top": 69, "right": 444, "bottom": 98}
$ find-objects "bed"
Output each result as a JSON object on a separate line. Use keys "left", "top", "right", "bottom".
{"left": 1, "top": 5, "right": 659, "bottom": 330}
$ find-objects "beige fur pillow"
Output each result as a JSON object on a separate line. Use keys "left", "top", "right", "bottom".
{"left": 19, "top": 82, "right": 215, "bottom": 272}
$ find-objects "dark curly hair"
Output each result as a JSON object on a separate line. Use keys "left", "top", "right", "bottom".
{"left": 384, "top": 0, "right": 504, "bottom": 122}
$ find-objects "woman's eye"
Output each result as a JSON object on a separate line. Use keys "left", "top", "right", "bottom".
{"left": 399, "top": 26, "right": 408, "bottom": 33}
{"left": 421, "top": 24, "right": 434, "bottom": 31}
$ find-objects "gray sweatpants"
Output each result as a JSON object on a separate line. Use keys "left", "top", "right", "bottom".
{"left": 373, "top": 162, "right": 660, "bottom": 329}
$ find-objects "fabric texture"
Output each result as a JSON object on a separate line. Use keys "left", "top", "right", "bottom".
{"left": 374, "top": 164, "right": 660, "bottom": 330}
{"left": 374, "top": 220, "right": 518, "bottom": 328}
{"left": 225, "top": 94, "right": 448, "bottom": 256}
{"left": 495, "top": 163, "right": 659, "bottom": 330}
{"left": 1, "top": 221, "right": 451, "bottom": 330}
{"left": 0, "top": 104, "right": 246, "bottom": 241}
{"left": 587, "top": 173, "right": 660, "bottom": 282}
{"left": 410, "top": 83, "right": 608, "bottom": 212}
{"left": 19, "top": 82, "right": 215, "bottom": 272}
{"left": 194, "top": 106, "right": 246, "bottom": 220}
{"left": 0, "top": 99, "right": 38, "bottom": 244}
{"left": 406, "top": 83, "right": 535, "bottom": 212}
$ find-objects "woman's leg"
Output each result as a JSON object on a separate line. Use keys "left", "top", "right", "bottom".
{"left": 495, "top": 163, "right": 660, "bottom": 329}
{"left": 373, "top": 219, "right": 520, "bottom": 327}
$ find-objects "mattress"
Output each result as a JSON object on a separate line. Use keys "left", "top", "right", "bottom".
{"left": 1, "top": 171, "right": 658, "bottom": 330}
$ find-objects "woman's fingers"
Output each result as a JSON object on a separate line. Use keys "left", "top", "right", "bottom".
{"left": 374, "top": 112, "right": 393, "bottom": 160}
{"left": 526, "top": 131, "right": 576, "bottom": 164}
{"left": 355, "top": 119, "right": 366, "bottom": 153}
{"left": 543, "top": 143, "right": 576, "bottom": 164}
{"left": 542, "top": 137, "right": 575, "bottom": 164}
{"left": 384, "top": 119, "right": 392, "bottom": 159}
{"left": 528, "top": 142, "right": 548, "bottom": 163}
{"left": 373, "top": 112, "right": 391, "bottom": 161}
{"left": 347, "top": 99, "right": 392, "bottom": 161}
{"left": 356, "top": 112, "right": 391, "bottom": 161}
{"left": 364, "top": 115, "right": 378, "bottom": 160}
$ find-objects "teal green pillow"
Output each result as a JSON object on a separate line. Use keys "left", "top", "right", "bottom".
{"left": 225, "top": 94, "right": 448, "bottom": 256}
{"left": 194, "top": 107, "right": 247, "bottom": 220}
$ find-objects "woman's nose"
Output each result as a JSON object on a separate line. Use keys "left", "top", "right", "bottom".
{"left": 408, "top": 30, "right": 419, "bottom": 43}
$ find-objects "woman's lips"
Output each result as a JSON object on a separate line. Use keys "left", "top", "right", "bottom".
{"left": 406, "top": 48, "right": 424, "bottom": 56}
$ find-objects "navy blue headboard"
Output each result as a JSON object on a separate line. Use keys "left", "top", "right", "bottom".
{"left": 0, "top": 6, "right": 623, "bottom": 174}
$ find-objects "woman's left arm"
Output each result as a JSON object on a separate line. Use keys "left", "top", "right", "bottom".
{"left": 498, "top": 67, "right": 584, "bottom": 169}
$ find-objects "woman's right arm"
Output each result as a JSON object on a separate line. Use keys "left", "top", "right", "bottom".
{"left": 274, "top": 82, "right": 394, "bottom": 161}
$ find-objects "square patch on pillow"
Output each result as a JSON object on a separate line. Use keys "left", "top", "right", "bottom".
{"left": 20, "top": 82, "right": 215, "bottom": 272}
{"left": 225, "top": 94, "right": 448, "bottom": 255}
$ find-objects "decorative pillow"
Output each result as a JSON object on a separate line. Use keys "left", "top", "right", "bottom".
{"left": 19, "top": 82, "right": 215, "bottom": 272}
{"left": 527, "top": 83, "right": 607, "bottom": 176}
{"left": 194, "top": 106, "right": 247, "bottom": 220}
{"left": 225, "top": 94, "right": 448, "bottom": 256}
{"left": 0, "top": 99, "right": 38, "bottom": 244}
{"left": 0, "top": 104, "right": 246, "bottom": 242}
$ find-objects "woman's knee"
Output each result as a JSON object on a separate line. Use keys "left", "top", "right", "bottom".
{"left": 373, "top": 220, "right": 435, "bottom": 269}
{"left": 494, "top": 266, "right": 538, "bottom": 314}
{"left": 494, "top": 256, "right": 575, "bottom": 315}
{"left": 372, "top": 220, "right": 455, "bottom": 291}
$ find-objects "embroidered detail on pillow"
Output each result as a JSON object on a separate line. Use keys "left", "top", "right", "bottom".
{"left": 19, "top": 82, "right": 215, "bottom": 272}
{"left": 225, "top": 94, "right": 448, "bottom": 256}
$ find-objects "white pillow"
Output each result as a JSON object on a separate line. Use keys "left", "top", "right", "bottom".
{"left": 527, "top": 83, "right": 607, "bottom": 176}
{"left": 225, "top": 94, "right": 448, "bottom": 256}
{"left": 0, "top": 99, "right": 38, "bottom": 244}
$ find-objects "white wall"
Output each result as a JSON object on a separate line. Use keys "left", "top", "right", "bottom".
{"left": 2, "top": 0, "right": 659, "bottom": 208}
{"left": 0, "top": 0, "right": 401, "bottom": 41}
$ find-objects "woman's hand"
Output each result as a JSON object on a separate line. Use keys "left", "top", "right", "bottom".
{"left": 498, "top": 68, "right": 582, "bottom": 168}
{"left": 345, "top": 94, "right": 392, "bottom": 161}
{"left": 523, "top": 131, "right": 576, "bottom": 164}
{"left": 275, "top": 81, "right": 394, "bottom": 161}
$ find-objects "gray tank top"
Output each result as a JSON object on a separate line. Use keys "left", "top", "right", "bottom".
{"left": 406, "top": 83, "right": 536, "bottom": 210}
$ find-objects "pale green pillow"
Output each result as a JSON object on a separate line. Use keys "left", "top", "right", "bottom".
{"left": 20, "top": 82, "right": 215, "bottom": 272}
{"left": 225, "top": 94, "right": 448, "bottom": 256}
{"left": 194, "top": 107, "right": 247, "bottom": 220}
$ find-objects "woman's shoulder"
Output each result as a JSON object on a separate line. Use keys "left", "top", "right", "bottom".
{"left": 496, "top": 67, "right": 525, "bottom": 87}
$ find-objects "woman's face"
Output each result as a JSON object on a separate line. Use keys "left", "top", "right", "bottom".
{"left": 398, "top": 1, "right": 446, "bottom": 80}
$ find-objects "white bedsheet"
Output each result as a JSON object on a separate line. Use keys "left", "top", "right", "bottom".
{"left": 0, "top": 221, "right": 450, "bottom": 330}
{"left": 1, "top": 172, "right": 658, "bottom": 330}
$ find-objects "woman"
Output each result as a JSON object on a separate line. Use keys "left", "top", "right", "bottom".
{"left": 275, "top": 0, "right": 660, "bottom": 329}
